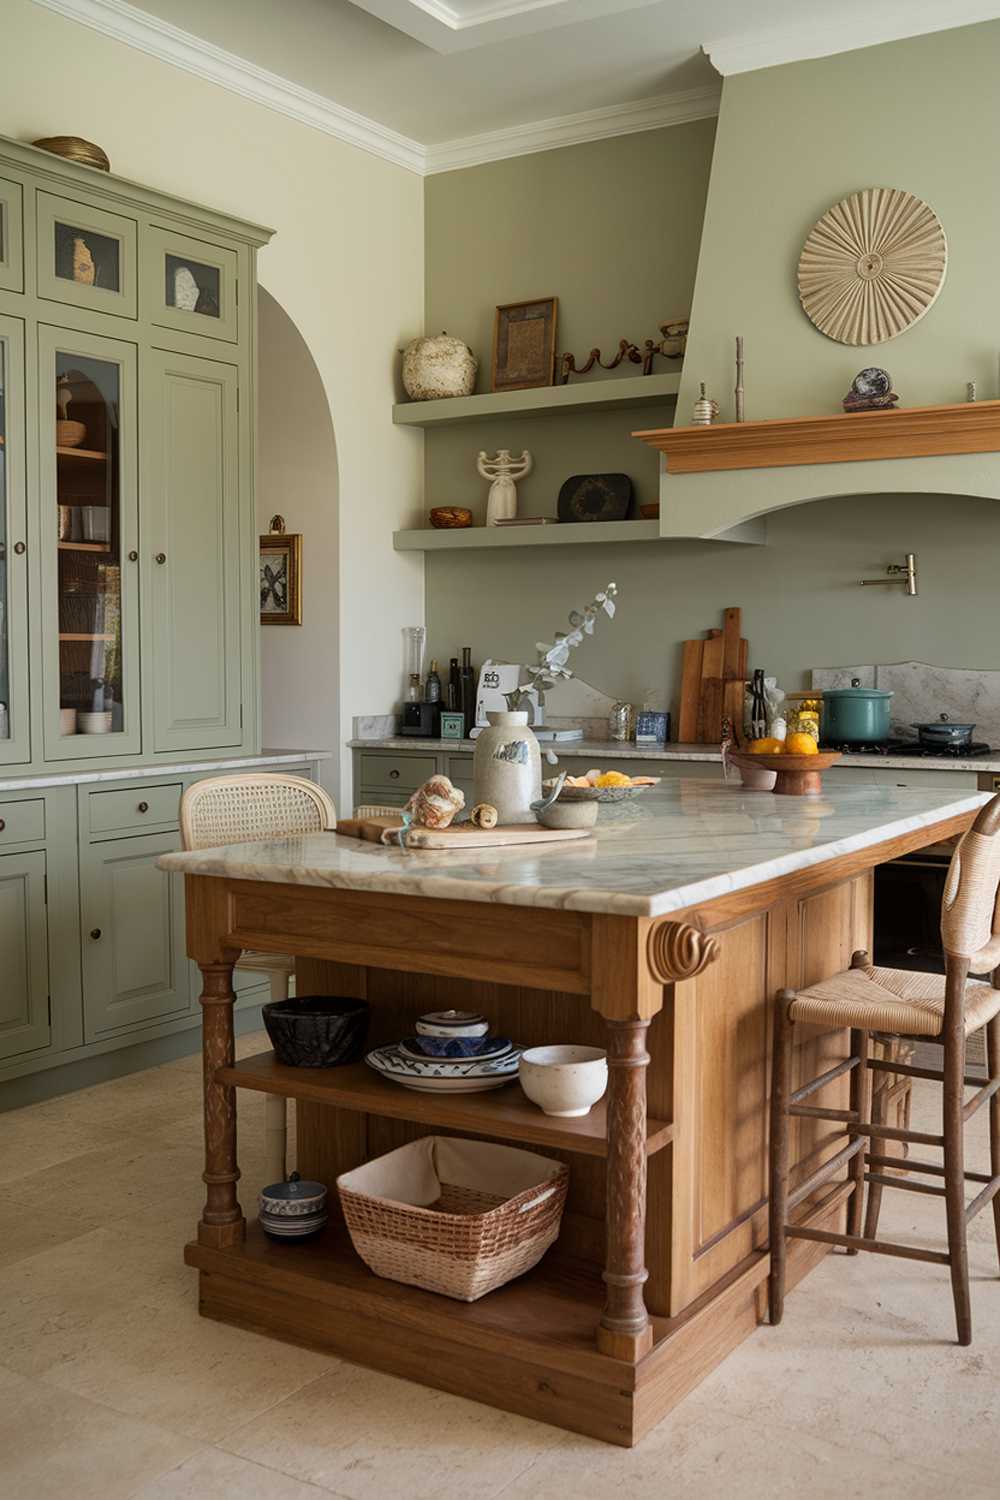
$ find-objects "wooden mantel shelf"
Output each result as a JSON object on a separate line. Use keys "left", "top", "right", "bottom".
{"left": 633, "top": 399, "right": 1000, "bottom": 475}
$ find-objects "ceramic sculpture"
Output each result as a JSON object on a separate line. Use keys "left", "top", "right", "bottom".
{"left": 477, "top": 449, "right": 533, "bottom": 525}
{"left": 405, "top": 775, "right": 465, "bottom": 829}
{"left": 692, "top": 382, "right": 719, "bottom": 425}
{"left": 173, "top": 265, "right": 200, "bottom": 311}
{"left": 401, "top": 333, "right": 477, "bottom": 401}
{"left": 72, "top": 237, "right": 95, "bottom": 286}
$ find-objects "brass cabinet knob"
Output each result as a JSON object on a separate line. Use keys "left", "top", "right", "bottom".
{"left": 13, "top": 542, "right": 25, "bottom": 555}
{"left": 155, "top": 552, "right": 167, "bottom": 565}
{"left": 389, "top": 769, "right": 400, "bottom": 779}
{"left": 0, "top": 819, "right": 6, "bottom": 833}
{"left": 128, "top": 550, "right": 138, "bottom": 562}
{"left": 137, "top": 801, "right": 149, "bottom": 813}
{"left": 90, "top": 928, "right": 102, "bottom": 940}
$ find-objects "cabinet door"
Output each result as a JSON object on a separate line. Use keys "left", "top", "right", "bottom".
{"left": 0, "top": 314, "right": 31, "bottom": 764}
{"left": 144, "top": 226, "right": 239, "bottom": 343}
{"left": 0, "top": 176, "right": 24, "bottom": 294}
{"left": 142, "top": 349, "right": 242, "bottom": 752}
{"left": 0, "top": 850, "right": 51, "bottom": 1060}
{"left": 81, "top": 831, "right": 188, "bottom": 1038}
{"left": 38, "top": 323, "right": 141, "bottom": 759}
{"left": 35, "top": 191, "right": 137, "bottom": 320}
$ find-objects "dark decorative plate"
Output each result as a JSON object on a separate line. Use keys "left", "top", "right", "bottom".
{"left": 852, "top": 367, "right": 891, "bottom": 398}
{"left": 557, "top": 473, "right": 633, "bottom": 524}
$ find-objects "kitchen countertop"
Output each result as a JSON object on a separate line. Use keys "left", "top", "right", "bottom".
{"left": 160, "top": 779, "right": 989, "bottom": 919}
{"left": 349, "top": 735, "right": 1000, "bottom": 774}
{"left": 0, "top": 748, "right": 331, "bottom": 793}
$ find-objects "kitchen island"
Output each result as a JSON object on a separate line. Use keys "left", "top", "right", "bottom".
{"left": 161, "top": 779, "right": 989, "bottom": 1446}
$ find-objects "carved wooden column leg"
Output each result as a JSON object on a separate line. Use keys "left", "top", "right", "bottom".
{"left": 598, "top": 1016, "right": 653, "bottom": 1360}
{"left": 198, "top": 958, "right": 245, "bottom": 1248}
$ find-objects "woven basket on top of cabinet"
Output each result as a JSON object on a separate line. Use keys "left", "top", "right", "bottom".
{"left": 337, "top": 1136, "right": 569, "bottom": 1302}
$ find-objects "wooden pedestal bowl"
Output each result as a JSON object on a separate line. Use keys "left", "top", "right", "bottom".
{"left": 728, "top": 749, "right": 841, "bottom": 796}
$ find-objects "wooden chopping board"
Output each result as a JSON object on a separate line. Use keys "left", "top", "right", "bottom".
{"left": 336, "top": 816, "right": 593, "bottom": 849}
{"left": 677, "top": 608, "right": 748, "bottom": 745}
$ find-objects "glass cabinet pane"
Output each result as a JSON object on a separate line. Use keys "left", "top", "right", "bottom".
{"left": 165, "top": 253, "right": 220, "bottom": 318}
{"left": 54, "top": 220, "right": 120, "bottom": 292}
{"left": 0, "top": 339, "right": 10, "bottom": 738}
{"left": 53, "top": 353, "right": 124, "bottom": 737}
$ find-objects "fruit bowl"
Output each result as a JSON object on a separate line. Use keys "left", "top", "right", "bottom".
{"left": 727, "top": 749, "right": 841, "bottom": 796}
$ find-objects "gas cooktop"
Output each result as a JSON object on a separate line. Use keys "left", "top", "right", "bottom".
{"left": 822, "top": 740, "right": 996, "bottom": 759}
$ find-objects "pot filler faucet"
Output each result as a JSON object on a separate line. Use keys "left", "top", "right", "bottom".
{"left": 859, "top": 552, "right": 918, "bottom": 596}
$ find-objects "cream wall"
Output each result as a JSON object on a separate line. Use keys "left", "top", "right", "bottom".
{"left": 0, "top": 0, "right": 425, "bottom": 805}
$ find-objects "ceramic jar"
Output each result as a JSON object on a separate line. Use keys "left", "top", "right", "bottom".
{"left": 472, "top": 710, "right": 541, "bottom": 825}
{"left": 401, "top": 333, "right": 477, "bottom": 401}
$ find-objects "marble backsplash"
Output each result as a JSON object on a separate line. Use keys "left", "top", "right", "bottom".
{"left": 811, "top": 662, "right": 1000, "bottom": 744}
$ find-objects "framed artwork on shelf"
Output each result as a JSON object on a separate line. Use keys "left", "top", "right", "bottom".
{"left": 491, "top": 298, "right": 558, "bottom": 392}
{"left": 259, "top": 514, "right": 302, "bottom": 625}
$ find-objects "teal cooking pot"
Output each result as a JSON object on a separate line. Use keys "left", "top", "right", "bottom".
{"left": 821, "top": 679, "right": 893, "bottom": 743}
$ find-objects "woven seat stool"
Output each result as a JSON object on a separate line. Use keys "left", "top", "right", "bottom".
{"left": 768, "top": 793, "right": 1000, "bottom": 1345}
{"left": 180, "top": 773, "right": 337, "bottom": 1183}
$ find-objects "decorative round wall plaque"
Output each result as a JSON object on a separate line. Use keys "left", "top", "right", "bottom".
{"left": 797, "top": 187, "right": 947, "bottom": 346}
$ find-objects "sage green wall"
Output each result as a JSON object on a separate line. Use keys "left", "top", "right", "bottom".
{"left": 422, "top": 121, "right": 716, "bottom": 521}
{"left": 425, "top": 23, "right": 1000, "bottom": 717}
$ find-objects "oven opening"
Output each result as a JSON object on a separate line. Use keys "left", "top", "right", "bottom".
{"left": 874, "top": 849, "right": 951, "bottom": 976}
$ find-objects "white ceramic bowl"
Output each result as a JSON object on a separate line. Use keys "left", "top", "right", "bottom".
{"left": 519, "top": 1045, "right": 608, "bottom": 1118}
{"left": 78, "top": 711, "right": 112, "bottom": 734}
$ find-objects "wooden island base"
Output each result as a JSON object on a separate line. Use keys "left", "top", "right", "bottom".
{"left": 178, "top": 803, "right": 975, "bottom": 1446}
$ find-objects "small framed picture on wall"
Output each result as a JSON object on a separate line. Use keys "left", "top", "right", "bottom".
{"left": 260, "top": 514, "right": 302, "bottom": 625}
{"left": 491, "top": 298, "right": 558, "bottom": 392}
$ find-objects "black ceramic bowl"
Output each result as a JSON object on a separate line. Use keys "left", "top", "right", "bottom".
{"left": 263, "top": 995, "right": 370, "bottom": 1068}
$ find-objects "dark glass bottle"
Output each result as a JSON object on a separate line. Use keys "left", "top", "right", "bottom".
{"left": 460, "top": 646, "right": 476, "bottom": 735}
{"left": 750, "top": 668, "right": 768, "bottom": 741}
{"left": 447, "top": 658, "right": 461, "bottom": 711}
{"left": 425, "top": 660, "right": 441, "bottom": 703}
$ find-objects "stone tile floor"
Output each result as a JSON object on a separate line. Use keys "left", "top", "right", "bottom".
{"left": 3, "top": 1032, "right": 1000, "bottom": 1497}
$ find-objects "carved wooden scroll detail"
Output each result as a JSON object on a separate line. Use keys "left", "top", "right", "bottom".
{"left": 647, "top": 920, "right": 720, "bottom": 985}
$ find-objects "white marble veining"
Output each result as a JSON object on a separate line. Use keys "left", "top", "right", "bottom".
{"left": 0, "top": 749, "right": 330, "bottom": 794}
{"left": 159, "top": 779, "right": 990, "bottom": 919}
{"left": 352, "top": 714, "right": 397, "bottom": 739}
{"left": 350, "top": 736, "right": 1000, "bottom": 773}
{"left": 813, "top": 662, "right": 1000, "bottom": 745}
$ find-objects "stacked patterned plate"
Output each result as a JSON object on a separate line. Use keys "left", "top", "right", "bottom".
{"left": 259, "top": 1173, "right": 328, "bottom": 1240}
{"left": 366, "top": 1009, "right": 521, "bottom": 1094}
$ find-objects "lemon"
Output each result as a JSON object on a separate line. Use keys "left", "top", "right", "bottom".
{"left": 785, "top": 732, "right": 819, "bottom": 756}
{"left": 749, "top": 737, "right": 783, "bottom": 755}
{"left": 594, "top": 771, "right": 632, "bottom": 787}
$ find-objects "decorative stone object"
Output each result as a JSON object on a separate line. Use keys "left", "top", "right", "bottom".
{"left": 173, "top": 264, "right": 200, "bottom": 311}
{"left": 842, "top": 367, "right": 900, "bottom": 412}
{"left": 798, "top": 187, "right": 947, "bottom": 346}
{"left": 72, "top": 237, "right": 96, "bottom": 286}
{"left": 405, "top": 774, "right": 465, "bottom": 829}
{"left": 472, "top": 710, "right": 541, "bottom": 824}
{"left": 401, "top": 332, "right": 477, "bottom": 401}
{"left": 468, "top": 802, "right": 499, "bottom": 829}
{"left": 477, "top": 449, "right": 533, "bottom": 525}
{"left": 692, "top": 382, "right": 720, "bottom": 426}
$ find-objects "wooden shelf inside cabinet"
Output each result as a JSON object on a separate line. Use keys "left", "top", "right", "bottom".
{"left": 220, "top": 1052, "right": 674, "bottom": 1158}
{"left": 59, "top": 632, "right": 115, "bottom": 642}
{"left": 393, "top": 372, "right": 681, "bottom": 428}
{"left": 394, "top": 519, "right": 661, "bottom": 552}
{"left": 58, "top": 541, "right": 111, "bottom": 554}
{"left": 56, "top": 446, "right": 108, "bottom": 462}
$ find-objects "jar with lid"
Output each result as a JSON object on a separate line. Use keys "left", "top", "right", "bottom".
{"left": 608, "top": 701, "right": 634, "bottom": 742}
{"left": 786, "top": 693, "right": 821, "bottom": 743}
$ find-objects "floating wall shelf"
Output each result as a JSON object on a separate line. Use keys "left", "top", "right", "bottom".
{"left": 393, "top": 519, "right": 661, "bottom": 551}
{"left": 633, "top": 399, "right": 1000, "bottom": 475}
{"left": 393, "top": 372, "right": 680, "bottom": 428}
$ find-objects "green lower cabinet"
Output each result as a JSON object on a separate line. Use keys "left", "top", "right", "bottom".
{"left": 0, "top": 850, "right": 51, "bottom": 1061}
{"left": 81, "top": 830, "right": 189, "bottom": 1039}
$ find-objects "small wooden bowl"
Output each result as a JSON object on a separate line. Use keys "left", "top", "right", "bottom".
{"left": 430, "top": 506, "right": 472, "bottom": 529}
{"left": 639, "top": 503, "right": 660, "bottom": 520}
{"left": 728, "top": 749, "right": 841, "bottom": 796}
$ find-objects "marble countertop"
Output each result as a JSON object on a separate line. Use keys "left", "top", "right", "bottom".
{"left": 0, "top": 748, "right": 331, "bottom": 793}
{"left": 349, "top": 736, "right": 1000, "bottom": 773}
{"left": 159, "top": 779, "right": 989, "bottom": 918}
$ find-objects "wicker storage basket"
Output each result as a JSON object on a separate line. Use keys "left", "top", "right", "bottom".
{"left": 337, "top": 1136, "right": 569, "bottom": 1301}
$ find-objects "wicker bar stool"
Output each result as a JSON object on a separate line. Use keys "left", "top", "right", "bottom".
{"left": 769, "top": 793, "right": 1000, "bottom": 1345}
{"left": 180, "top": 773, "right": 337, "bottom": 1182}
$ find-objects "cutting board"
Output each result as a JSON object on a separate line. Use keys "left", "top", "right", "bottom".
{"left": 678, "top": 608, "right": 748, "bottom": 745}
{"left": 336, "top": 816, "right": 592, "bottom": 848}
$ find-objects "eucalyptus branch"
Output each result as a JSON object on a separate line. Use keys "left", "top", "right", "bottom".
{"left": 504, "top": 582, "right": 619, "bottom": 711}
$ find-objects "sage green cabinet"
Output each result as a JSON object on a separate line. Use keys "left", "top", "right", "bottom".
{"left": 0, "top": 175, "right": 24, "bottom": 294}
{"left": 0, "top": 312, "right": 31, "bottom": 764}
{"left": 80, "top": 828, "right": 189, "bottom": 1039}
{"left": 0, "top": 849, "right": 51, "bottom": 1061}
{"left": 145, "top": 225, "right": 239, "bottom": 344}
{"left": 142, "top": 349, "right": 242, "bottom": 753}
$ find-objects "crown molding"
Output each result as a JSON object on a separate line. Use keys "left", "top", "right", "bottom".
{"left": 424, "top": 85, "right": 721, "bottom": 173}
{"left": 31, "top": 0, "right": 427, "bottom": 173}
{"left": 705, "top": 1, "right": 1000, "bottom": 76}
{"left": 31, "top": 0, "right": 720, "bottom": 176}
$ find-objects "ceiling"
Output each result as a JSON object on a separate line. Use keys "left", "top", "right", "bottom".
{"left": 116, "top": 0, "right": 1000, "bottom": 147}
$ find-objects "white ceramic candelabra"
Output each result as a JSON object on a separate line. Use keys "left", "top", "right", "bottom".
{"left": 477, "top": 449, "right": 533, "bottom": 525}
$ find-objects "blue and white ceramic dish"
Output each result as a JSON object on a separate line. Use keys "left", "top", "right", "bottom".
{"left": 366, "top": 1042, "right": 521, "bottom": 1093}
{"left": 414, "top": 1010, "right": 490, "bottom": 1039}
{"left": 401, "top": 1034, "right": 513, "bottom": 1060}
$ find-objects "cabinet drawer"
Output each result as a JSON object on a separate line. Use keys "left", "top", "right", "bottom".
{"left": 87, "top": 782, "right": 182, "bottom": 837}
{"left": 0, "top": 799, "right": 46, "bottom": 847}
{"left": 359, "top": 754, "right": 435, "bottom": 792}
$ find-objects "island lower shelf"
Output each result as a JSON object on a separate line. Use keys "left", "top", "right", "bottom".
{"left": 219, "top": 1051, "right": 674, "bottom": 1158}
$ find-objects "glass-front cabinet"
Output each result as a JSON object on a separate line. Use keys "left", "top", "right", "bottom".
{"left": 39, "top": 324, "right": 140, "bottom": 758}
{"left": 35, "top": 192, "right": 137, "bottom": 319}
{"left": 0, "top": 314, "right": 30, "bottom": 764}
{"left": 144, "top": 225, "right": 239, "bottom": 343}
